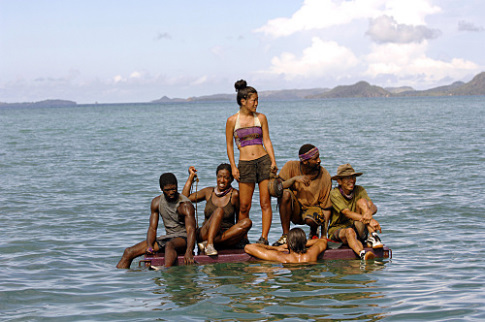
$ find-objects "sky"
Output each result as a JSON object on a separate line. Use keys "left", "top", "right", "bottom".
{"left": 1, "top": 0, "right": 484, "bottom": 104}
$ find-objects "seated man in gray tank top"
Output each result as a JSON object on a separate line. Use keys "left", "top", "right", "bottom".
{"left": 116, "top": 173, "right": 197, "bottom": 268}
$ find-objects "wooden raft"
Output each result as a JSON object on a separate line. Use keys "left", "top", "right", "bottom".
{"left": 139, "top": 244, "right": 391, "bottom": 268}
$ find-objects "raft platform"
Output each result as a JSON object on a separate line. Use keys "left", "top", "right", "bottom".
{"left": 139, "top": 243, "right": 391, "bottom": 268}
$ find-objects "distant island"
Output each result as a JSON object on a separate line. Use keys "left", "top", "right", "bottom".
{"left": 0, "top": 99, "right": 77, "bottom": 108}
{"left": 154, "top": 71, "right": 485, "bottom": 102}
{"left": 1, "top": 72, "right": 484, "bottom": 107}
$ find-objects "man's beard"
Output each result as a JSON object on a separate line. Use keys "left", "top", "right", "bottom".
{"left": 164, "top": 192, "right": 179, "bottom": 202}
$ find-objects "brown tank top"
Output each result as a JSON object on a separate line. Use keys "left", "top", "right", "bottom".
{"left": 203, "top": 189, "right": 236, "bottom": 230}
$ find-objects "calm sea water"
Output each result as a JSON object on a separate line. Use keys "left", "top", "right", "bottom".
{"left": 1, "top": 96, "right": 484, "bottom": 321}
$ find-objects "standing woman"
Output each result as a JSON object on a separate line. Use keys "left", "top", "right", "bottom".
{"left": 225, "top": 80, "right": 277, "bottom": 245}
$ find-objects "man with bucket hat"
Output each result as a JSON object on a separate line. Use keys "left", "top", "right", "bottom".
{"left": 328, "top": 163, "right": 383, "bottom": 260}
{"left": 271, "top": 144, "right": 333, "bottom": 247}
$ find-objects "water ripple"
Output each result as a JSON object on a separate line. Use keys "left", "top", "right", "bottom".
{"left": 1, "top": 97, "right": 484, "bottom": 321}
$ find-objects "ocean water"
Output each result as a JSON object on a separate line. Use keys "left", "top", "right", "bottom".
{"left": 1, "top": 96, "right": 484, "bottom": 321}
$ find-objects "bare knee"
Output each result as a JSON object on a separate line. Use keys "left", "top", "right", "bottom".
{"left": 122, "top": 246, "right": 137, "bottom": 259}
{"left": 239, "top": 218, "right": 252, "bottom": 230}
{"left": 164, "top": 241, "right": 176, "bottom": 253}
{"left": 304, "top": 218, "right": 317, "bottom": 228}
{"left": 166, "top": 238, "right": 187, "bottom": 253}
{"left": 344, "top": 228, "right": 357, "bottom": 240}
{"left": 278, "top": 191, "right": 293, "bottom": 222}
{"left": 356, "top": 198, "right": 370, "bottom": 212}
{"left": 279, "top": 191, "right": 293, "bottom": 212}
{"left": 239, "top": 202, "right": 251, "bottom": 215}
{"left": 260, "top": 201, "right": 272, "bottom": 212}
{"left": 280, "top": 190, "right": 292, "bottom": 205}
{"left": 260, "top": 194, "right": 272, "bottom": 212}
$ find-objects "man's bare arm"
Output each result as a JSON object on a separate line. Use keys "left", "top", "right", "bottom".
{"left": 244, "top": 243, "right": 288, "bottom": 262}
{"left": 146, "top": 196, "right": 160, "bottom": 252}
{"left": 178, "top": 201, "right": 196, "bottom": 264}
{"left": 304, "top": 238, "right": 327, "bottom": 261}
{"left": 361, "top": 200, "right": 377, "bottom": 223}
{"left": 281, "top": 175, "right": 310, "bottom": 189}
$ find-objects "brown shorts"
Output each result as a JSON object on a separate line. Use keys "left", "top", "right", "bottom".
{"left": 286, "top": 189, "right": 326, "bottom": 226}
{"left": 331, "top": 225, "right": 368, "bottom": 243}
{"left": 238, "top": 154, "right": 271, "bottom": 183}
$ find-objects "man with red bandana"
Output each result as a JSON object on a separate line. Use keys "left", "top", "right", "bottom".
{"left": 272, "top": 144, "right": 332, "bottom": 247}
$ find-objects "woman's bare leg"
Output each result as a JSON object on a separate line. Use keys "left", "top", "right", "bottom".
{"left": 238, "top": 182, "right": 255, "bottom": 221}
{"left": 258, "top": 179, "right": 272, "bottom": 240}
{"left": 214, "top": 218, "right": 252, "bottom": 246}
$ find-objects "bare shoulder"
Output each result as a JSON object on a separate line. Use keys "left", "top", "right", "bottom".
{"left": 226, "top": 114, "right": 237, "bottom": 133}
{"left": 308, "top": 239, "right": 327, "bottom": 256}
{"left": 226, "top": 113, "right": 238, "bottom": 123}
{"left": 231, "top": 188, "right": 240, "bottom": 206}
{"left": 151, "top": 195, "right": 161, "bottom": 209}
{"left": 179, "top": 200, "right": 194, "bottom": 209}
{"left": 256, "top": 112, "right": 268, "bottom": 122}
{"left": 198, "top": 186, "right": 213, "bottom": 199}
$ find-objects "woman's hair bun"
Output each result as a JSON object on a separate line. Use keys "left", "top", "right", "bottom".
{"left": 234, "top": 79, "right": 248, "bottom": 92}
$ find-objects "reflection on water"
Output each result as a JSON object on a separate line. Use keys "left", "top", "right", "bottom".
{"left": 150, "top": 259, "right": 390, "bottom": 320}
{"left": 154, "top": 266, "right": 203, "bottom": 307}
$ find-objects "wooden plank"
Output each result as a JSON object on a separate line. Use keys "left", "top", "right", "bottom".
{"left": 140, "top": 246, "right": 391, "bottom": 268}
{"left": 140, "top": 249, "right": 252, "bottom": 267}
{"left": 321, "top": 246, "right": 390, "bottom": 260}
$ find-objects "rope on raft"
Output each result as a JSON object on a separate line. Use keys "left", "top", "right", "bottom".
{"left": 190, "top": 174, "right": 200, "bottom": 228}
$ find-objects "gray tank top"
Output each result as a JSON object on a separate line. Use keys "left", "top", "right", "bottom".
{"left": 158, "top": 193, "right": 190, "bottom": 238}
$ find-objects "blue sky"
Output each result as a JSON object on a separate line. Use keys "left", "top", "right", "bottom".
{"left": 1, "top": 0, "right": 484, "bottom": 104}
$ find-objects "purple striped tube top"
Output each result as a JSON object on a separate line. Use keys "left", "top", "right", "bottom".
{"left": 234, "top": 126, "right": 263, "bottom": 148}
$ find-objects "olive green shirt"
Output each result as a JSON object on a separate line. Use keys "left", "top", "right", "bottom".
{"left": 328, "top": 185, "right": 370, "bottom": 238}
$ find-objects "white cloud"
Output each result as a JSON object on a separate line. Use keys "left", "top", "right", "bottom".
{"left": 255, "top": 0, "right": 382, "bottom": 37}
{"left": 382, "top": 0, "right": 441, "bottom": 25}
{"left": 112, "top": 71, "right": 148, "bottom": 83}
{"left": 263, "top": 37, "right": 358, "bottom": 79}
{"left": 364, "top": 42, "right": 479, "bottom": 85}
{"left": 254, "top": 0, "right": 475, "bottom": 88}
{"left": 254, "top": 0, "right": 441, "bottom": 38}
{"left": 366, "top": 15, "right": 441, "bottom": 44}
{"left": 113, "top": 75, "right": 124, "bottom": 83}
{"left": 130, "top": 71, "right": 142, "bottom": 79}
{"left": 191, "top": 76, "right": 208, "bottom": 86}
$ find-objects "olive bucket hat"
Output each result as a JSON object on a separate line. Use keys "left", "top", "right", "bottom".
{"left": 331, "top": 163, "right": 363, "bottom": 180}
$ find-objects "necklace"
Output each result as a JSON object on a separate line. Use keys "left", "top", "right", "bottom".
{"left": 214, "top": 186, "right": 232, "bottom": 197}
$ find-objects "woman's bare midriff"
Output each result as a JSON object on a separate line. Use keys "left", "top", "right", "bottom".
{"left": 238, "top": 145, "right": 268, "bottom": 161}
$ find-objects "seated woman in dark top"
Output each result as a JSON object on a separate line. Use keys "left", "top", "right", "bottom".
{"left": 182, "top": 164, "right": 252, "bottom": 255}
